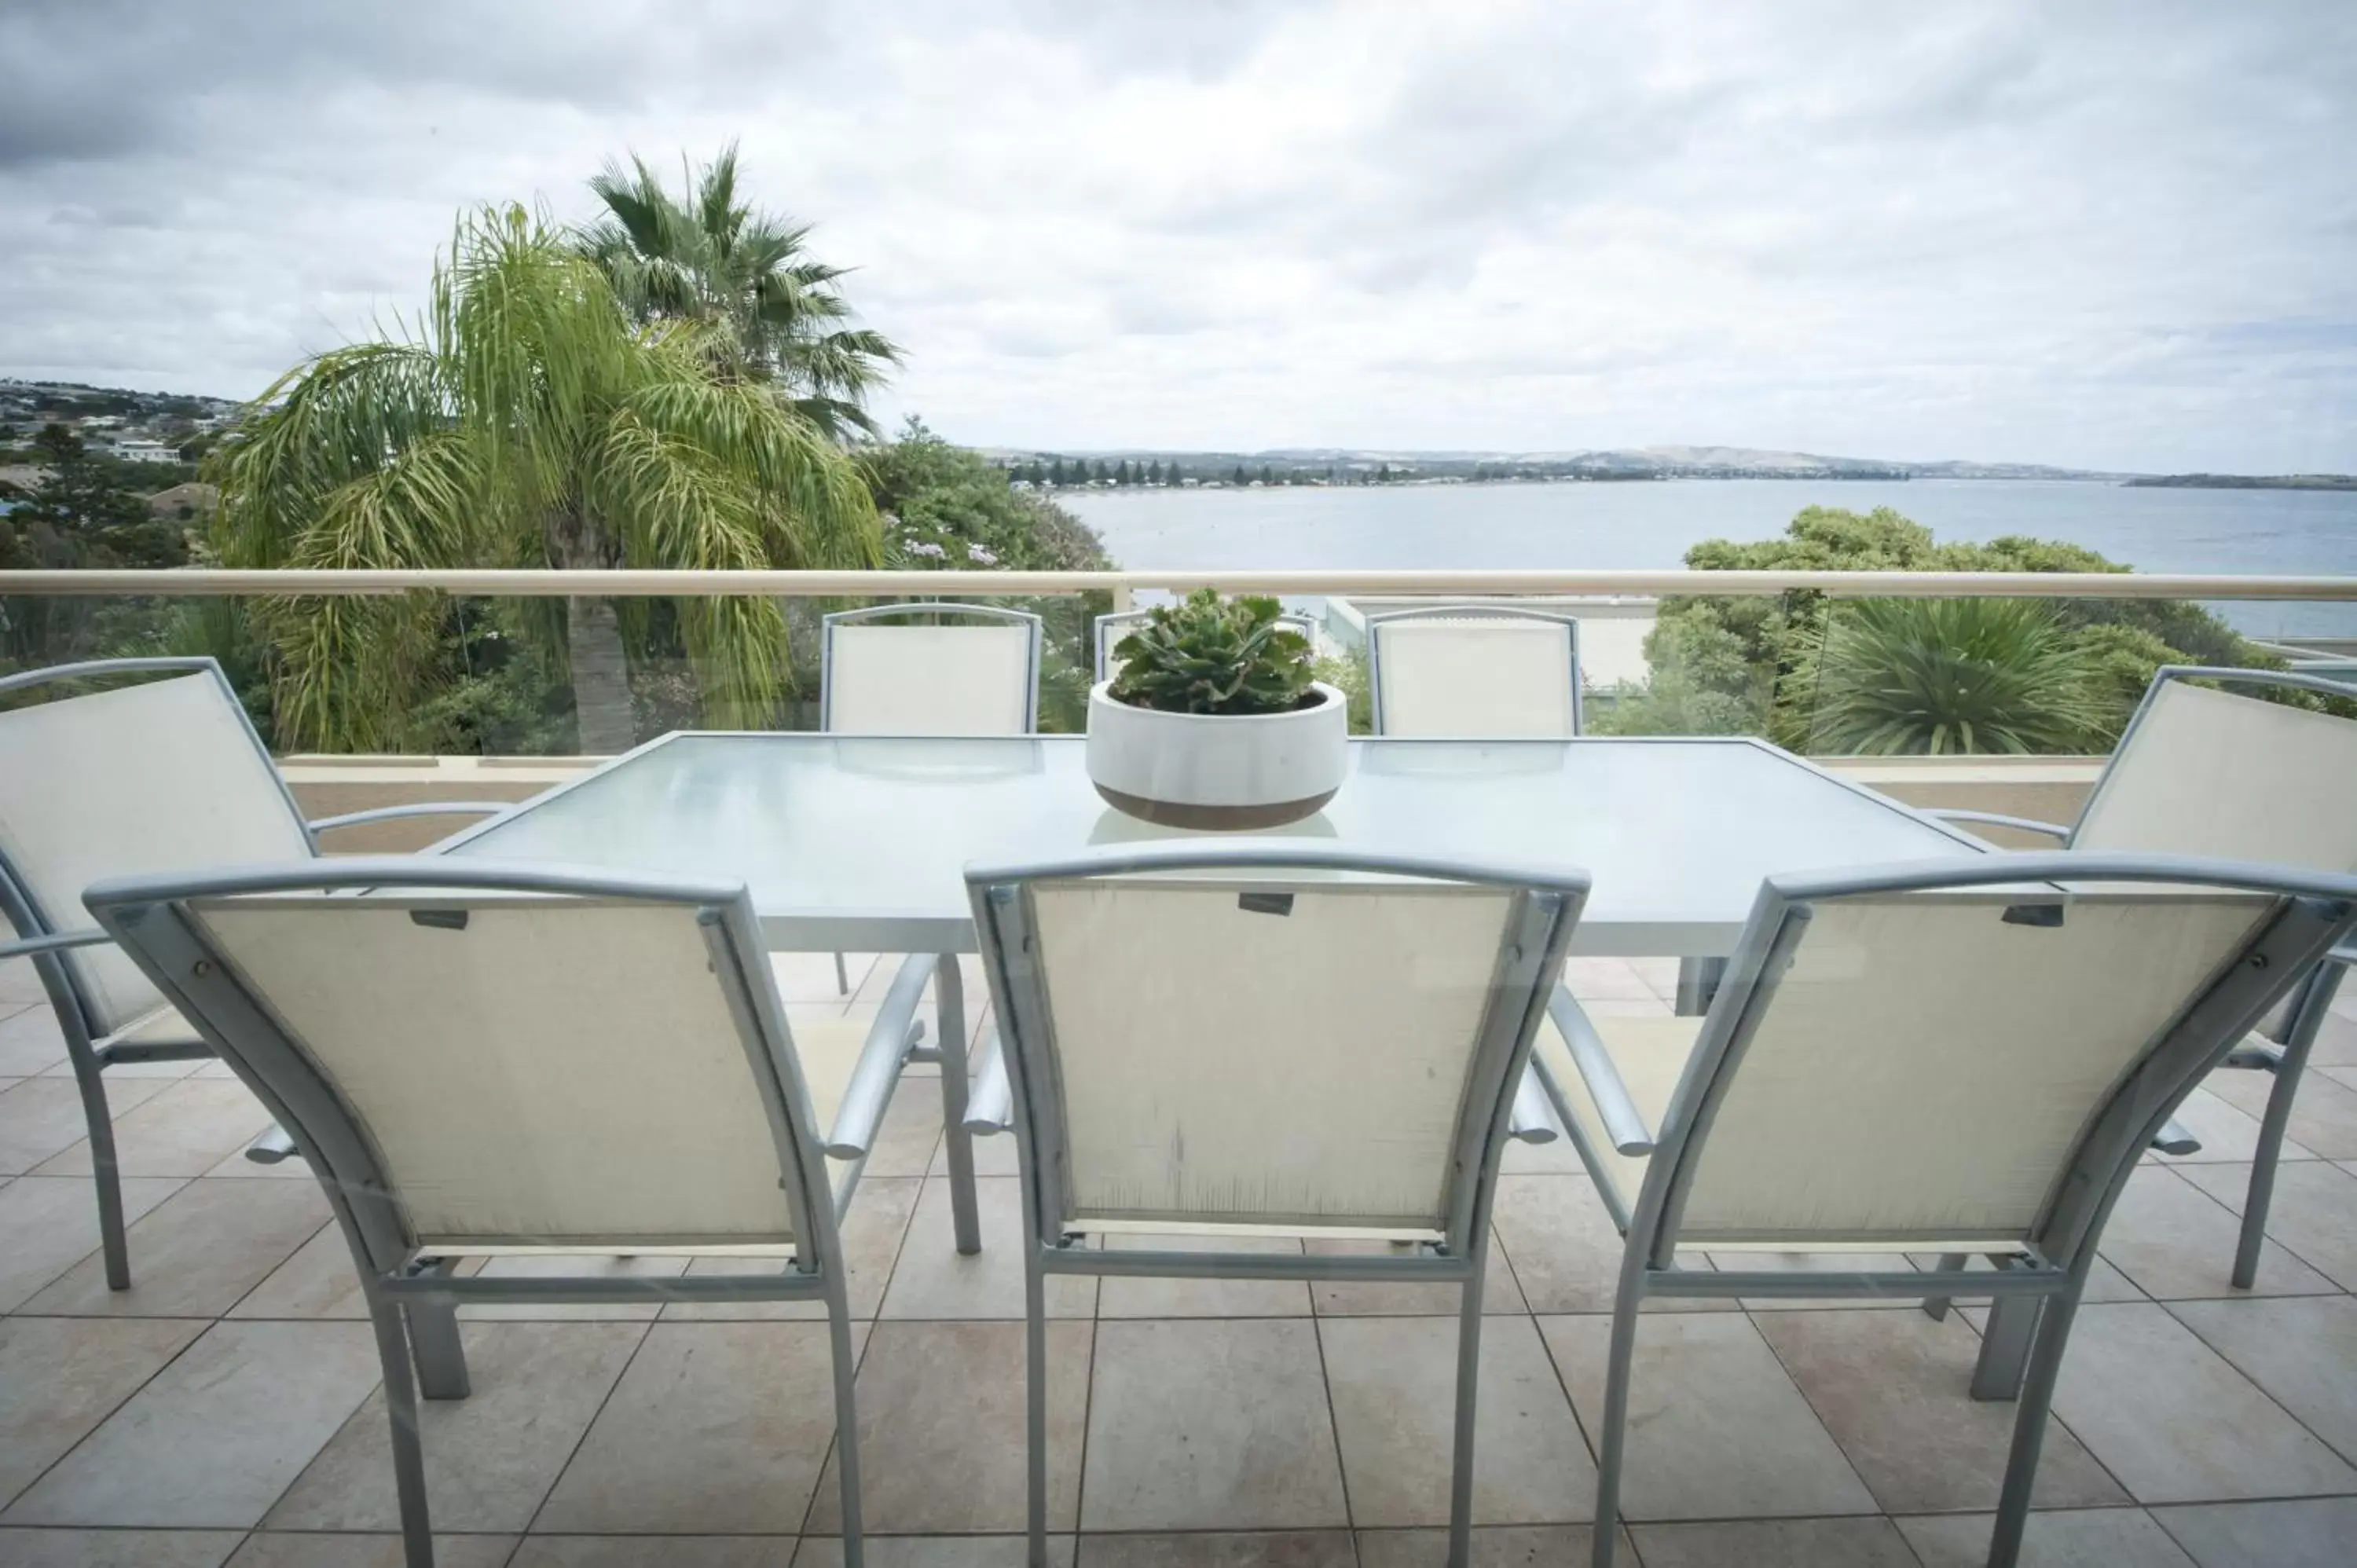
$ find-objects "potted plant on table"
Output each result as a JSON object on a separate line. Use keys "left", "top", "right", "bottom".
{"left": 1086, "top": 588, "right": 1350, "bottom": 829}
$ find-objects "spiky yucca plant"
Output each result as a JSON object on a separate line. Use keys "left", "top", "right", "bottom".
{"left": 1109, "top": 589, "right": 1316, "bottom": 716}
{"left": 1793, "top": 597, "right": 2106, "bottom": 755}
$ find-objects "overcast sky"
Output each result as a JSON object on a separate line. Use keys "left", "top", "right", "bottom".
{"left": 2, "top": 1, "right": 2352, "bottom": 471}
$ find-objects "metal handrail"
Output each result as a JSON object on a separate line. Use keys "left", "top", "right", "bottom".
{"left": 2, "top": 567, "right": 2352, "bottom": 601}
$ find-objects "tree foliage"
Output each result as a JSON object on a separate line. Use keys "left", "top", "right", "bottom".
{"left": 1594, "top": 505, "right": 2297, "bottom": 752}
{"left": 210, "top": 203, "right": 881, "bottom": 753}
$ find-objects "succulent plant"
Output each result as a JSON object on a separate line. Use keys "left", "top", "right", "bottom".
{"left": 1108, "top": 588, "right": 1318, "bottom": 715}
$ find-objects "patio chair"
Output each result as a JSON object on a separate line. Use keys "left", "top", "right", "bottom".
{"left": 0, "top": 657, "right": 509, "bottom": 1291}
{"left": 83, "top": 859, "right": 883, "bottom": 1568}
{"left": 1931, "top": 666, "right": 2357, "bottom": 1288}
{"left": 1530, "top": 852, "right": 2357, "bottom": 1568}
{"left": 1367, "top": 604, "right": 1583, "bottom": 737}
{"left": 1092, "top": 605, "right": 1318, "bottom": 683}
{"left": 962, "top": 841, "right": 1589, "bottom": 1568}
{"left": 819, "top": 603, "right": 1045, "bottom": 1255}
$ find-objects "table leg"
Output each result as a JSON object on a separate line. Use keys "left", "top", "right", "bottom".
{"left": 1675, "top": 956, "right": 1726, "bottom": 1017}
{"left": 935, "top": 954, "right": 983, "bottom": 1255}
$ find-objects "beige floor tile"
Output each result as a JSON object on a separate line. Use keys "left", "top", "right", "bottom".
{"left": 1083, "top": 1318, "right": 1346, "bottom": 1531}
{"left": 0, "top": 1529, "right": 243, "bottom": 1567}
{"left": 1538, "top": 1312, "right": 1876, "bottom": 1521}
{"left": 1628, "top": 1517, "right": 1920, "bottom": 1567}
{"left": 3, "top": 1321, "right": 383, "bottom": 1529}
{"left": 2093, "top": 1165, "right": 2336, "bottom": 1299}
{"left": 200, "top": 1138, "right": 315, "bottom": 1179}
{"left": 24, "top": 1178, "right": 331, "bottom": 1318}
{"left": 1096, "top": 1233, "right": 1313, "bottom": 1318}
{"left": 790, "top": 1537, "right": 1074, "bottom": 1566}
{"left": 1355, "top": 1525, "right": 1627, "bottom": 1566}
{"left": 1563, "top": 959, "right": 1659, "bottom": 1002}
{"left": 267, "top": 1321, "right": 646, "bottom": 1532}
{"left": 511, "top": 1541, "right": 787, "bottom": 1568}
{"left": 2164, "top": 1295, "right": 2357, "bottom": 1463}
{"left": 459, "top": 1252, "right": 690, "bottom": 1321}
{"left": 2048, "top": 1302, "right": 2357, "bottom": 1503}
{"left": 1305, "top": 1233, "right": 1525, "bottom": 1317}
{"left": 1897, "top": 1508, "right": 2195, "bottom": 1567}
{"left": 229, "top": 1225, "right": 365, "bottom": 1320}
{"left": 225, "top": 1536, "right": 516, "bottom": 1567}
{"left": 1710, "top": 1251, "right": 1930, "bottom": 1312}
{"left": 1486, "top": 1176, "right": 1732, "bottom": 1314}
{"left": 535, "top": 1321, "right": 860, "bottom": 1535}
{"left": 2176, "top": 1160, "right": 2357, "bottom": 1288}
{"left": 0, "top": 1075, "right": 168, "bottom": 1174}
{"left": 2161, "top": 1086, "right": 2316, "bottom": 1164}
{"left": 0, "top": 962, "right": 46, "bottom": 1004}
{"left": 1751, "top": 1308, "right": 2125, "bottom": 1513}
{"left": 2201, "top": 1065, "right": 2357, "bottom": 1160}
{"left": 0, "top": 1316, "right": 207, "bottom": 1506}
{"left": 1321, "top": 1314, "right": 1594, "bottom": 1527}
{"left": 32, "top": 1078, "right": 275, "bottom": 1179}
{"left": 876, "top": 1178, "right": 1094, "bottom": 1321}
{"left": 0, "top": 1005, "right": 68, "bottom": 1077}
{"left": 1083, "top": 1533, "right": 1356, "bottom": 1566}
{"left": 806, "top": 1320, "right": 1092, "bottom": 1534}
{"left": 1497, "top": 1126, "right": 1593, "bottom": 1174}
{"left": 0, "top": 1174, "right": 185, "bottom": 1312}
{"left": 2309, "top": 1009, "right": 2357, "bottom": 1066}
{"left": 864, "top": 1088, "right": 947, "bottom": 1180}
{"left": 2153, "top": 1497, "right": 2357, "bottom": 1568}
{"left": 669, "top": 1176, "right": 922, "bottom": 1321}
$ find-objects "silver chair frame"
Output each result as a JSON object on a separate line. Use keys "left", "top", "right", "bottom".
{"left": 1365, "top": 603, "right": 1585, "bottom": 736}
{"left": 1934, "top": 665, "right": 2357, "bottom": 1288}
{"left": 1538, "top": 851, "right": 2357, "bottom": 1568}
{"left": 964, "top": 841, "right": 1591, "bottom": 1568}
{"left": 818, "top": 601, "right": 1046, "bottom": 733}
{"left": 1091, "top": 605, "right": 1318, "bottom": 684}
{"left": 82, "top": 858, "right": 873, "bottom": 1568}
{"left": 0, "top": 657, "right": 509, "bottom": 1291}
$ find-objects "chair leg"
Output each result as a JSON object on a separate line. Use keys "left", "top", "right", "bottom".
{"left": 1590, "top": 1270, "right": 1644, "bottom": 1568}
{"left": 834, "top": 951, "right": 851, "bottom": 995}
{"left": 826, "top": 1269, "right": 866, "bottom": 1568}
{"left": 1446, "top": 1255, "right": 1489, "bottom": 1568}
{"left": 66, "top": 1059, "right": 130, "bottom": 1290}
{"left": 1972, "top": 1294, "right": 2043, "bottom": 1403}
{"left": 368, "top": 1293, "right": 435, "bottom": 1568}
{"left": 1922, "top": 1254, "right": 1970, "bottom": 1321}
{"left": 1025, "top": 1247, "right": 1050, "bottom": 1568}
{"left": 934, "top": 955, "right": 982, "bottom": 1255}
{"left": 406, "top": 1298, "right": 471, "bottom": 1401}
{"left": 1989, "top": 1288, "right": 2079, "bottom": 1568}
{"left": 2236, "top": 998, "right": 2331, "bottom": 1290}
{"left": 1673, "top": 957, "right": 1725, "bottom": 1017}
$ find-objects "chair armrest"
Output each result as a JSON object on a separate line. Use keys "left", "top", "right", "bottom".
{"left": 964, "top": 1029, "right": 1014, "bottom": 1136}
{"left": 307, "top": 801, "right": 513, "bottom": 833}
{"left": 1509, "top": 1065, "right": 1561, "bottom": 1144}
{"left": 1545, "top": 985, "right": 1655, "bottom": 1156}
{"left": 1928, "top": 809, "right": 2072, "bottom": 841}
{"left": 2150, "top": 1117, "right": 2202, "bottom": 1157}
{"left": 823, "top": 953, "right": 937, "bottom": 1159}
{"left": 244, "top": 1125, "right": 302, "bottom": 1165}
{"left": 0, "top": 926, "right": 113, "bottom": 962}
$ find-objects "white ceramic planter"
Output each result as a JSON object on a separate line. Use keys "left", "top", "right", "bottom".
{"left": 1085, "top": 680, "right": 1350, "bottom": 829}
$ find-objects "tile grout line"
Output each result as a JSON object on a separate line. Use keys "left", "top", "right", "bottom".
{"left": 515, "top": 1317, "right": 659, "bottom": 1540}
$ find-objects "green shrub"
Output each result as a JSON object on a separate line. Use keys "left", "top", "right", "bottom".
{"left": 1109, "top": 589, "right": 1317, "bottom": 716}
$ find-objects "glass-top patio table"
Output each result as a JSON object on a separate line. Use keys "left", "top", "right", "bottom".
{"left": 440, "top": 731, "right": 1983, "bottom": 959}
{"left": 440, "top": 730, "right": 1983, "bottom": 1254}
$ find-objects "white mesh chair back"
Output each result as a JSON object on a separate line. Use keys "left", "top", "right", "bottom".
{"left": 1662, "top": 887, "right": 2276, "bottom": 1248}
{"left": 0, "top": 669, "right": 311, "bottom": 1033}
{"left": 1371, "top": 614, "right": 1580, "bottom": 737}
{"left": 1011, "top": 874, "right": 1541, "bottom": 1234}
{"left": 2075, "top": 679, "right": 2357, "bottom": 874}
{"left": 823, "top": 621, "right": 1038, "bottom": 735}
{"left": 181, "top": 892, "right": 806, "bottom": 1251}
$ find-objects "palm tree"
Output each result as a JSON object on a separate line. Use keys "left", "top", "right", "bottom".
{"left": 1788, "top": 597, "right": 2106, "bottom": 755}
{"left": 579, "top": 145, "right": 902, "bottom": 441}
{"left": 212, "top": 203, "right": 880, "bottom": 754}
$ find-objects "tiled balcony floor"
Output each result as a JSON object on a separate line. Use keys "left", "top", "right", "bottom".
{"left": 3, "top": 953, "right": 2356, "bottom": 1566}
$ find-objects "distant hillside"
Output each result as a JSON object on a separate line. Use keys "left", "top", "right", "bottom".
{"left": 2124, "top": 473, "right": 2357, "bottom": 491}
{"left": 981, "top": 442, "right": 2136, "bottom": 486}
